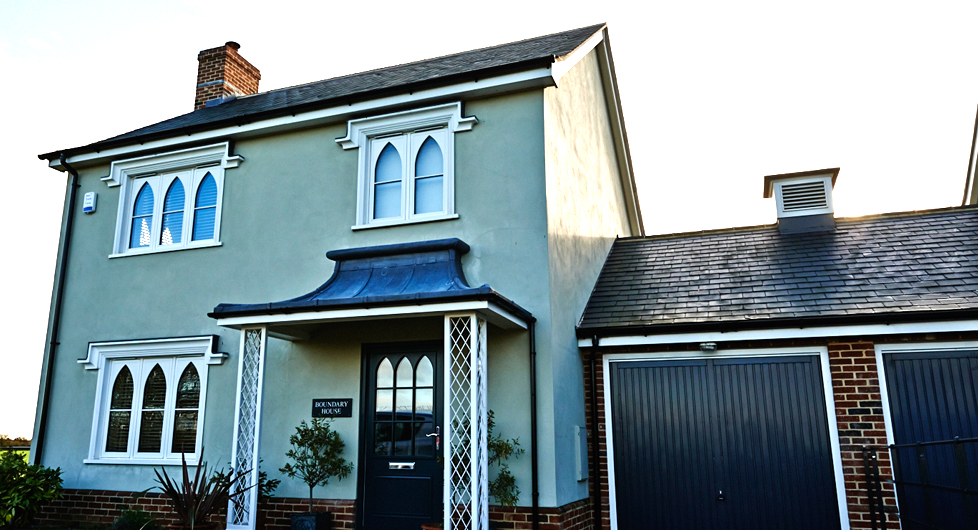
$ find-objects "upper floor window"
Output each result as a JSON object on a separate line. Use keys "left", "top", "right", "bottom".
{"left": 104, "top": 143, "right": 242, "bottom": 258}
{"left": 80, "top": 336, "right": 225, "bottom": 465}
{"left": 337, "top": 102, "right": 477, "bottom": 229}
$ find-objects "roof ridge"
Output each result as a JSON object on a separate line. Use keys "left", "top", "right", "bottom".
{"left": 259, "top": 23, "right": 607, "bottom": 97}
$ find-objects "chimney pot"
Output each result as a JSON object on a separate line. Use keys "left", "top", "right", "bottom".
{"left": 225, "top": 41, "right": 240, "bottom": 50}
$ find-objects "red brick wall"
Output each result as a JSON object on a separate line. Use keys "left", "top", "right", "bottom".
{"left": 489, "top": 499, "right": 591, "bottom": 530}
{"left": 194, "top": 42, "right": 261, "bottom": 110}
{"left": 581, "top": 334, "right": 978, "bottom": 530}
{"left": 35, "top": 490, "right": 590, "bottom": 530}
{"left": 828, "top": 340, "right": 900, "bottom": 529}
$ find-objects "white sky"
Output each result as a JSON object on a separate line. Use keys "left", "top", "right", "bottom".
{"left": 1, "top": 0, "right": 976, "bottom": 438}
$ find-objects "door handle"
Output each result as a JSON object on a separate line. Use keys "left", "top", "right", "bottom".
{"left": 717, "top": 490, "right": 725, "bottom": 501}
{"left": 426, "top": 426, "right": 440, "bottom": 451}
{"left": 389, "top": 462, "right": 415, "bottom": 470}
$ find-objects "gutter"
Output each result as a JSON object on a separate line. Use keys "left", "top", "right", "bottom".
{"left": 576, "top": 307, "right": 978, "bottom": 340}
{"left": 32, "top": 154, "right": 79, "bottom": 464}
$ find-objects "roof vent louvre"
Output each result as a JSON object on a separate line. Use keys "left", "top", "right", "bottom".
{"left": 780, "top": 180, "right": 828, "bottom": 212}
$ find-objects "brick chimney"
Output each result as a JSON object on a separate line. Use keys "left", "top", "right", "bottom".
{"left": 194, "top": 41, "right": 260, "bottom": 110}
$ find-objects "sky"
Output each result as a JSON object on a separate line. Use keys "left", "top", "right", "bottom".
{"left": 1, "top": 0, "right": 976, "bottom": 438}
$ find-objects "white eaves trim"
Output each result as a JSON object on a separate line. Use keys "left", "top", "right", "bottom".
{"left": 49, "top": 68, "right": 555, "bottom": 171}
{"left": 215, "top": 300, "right": 528, "bottom": 333}
{"left": 578, "top": 319, "right": 978, "bottom": 348}
{"left": 79, "top": 336, "right": 227, "bottom": 370}
{"left": 551, "top": 29, "right": 605, "bottom": 83}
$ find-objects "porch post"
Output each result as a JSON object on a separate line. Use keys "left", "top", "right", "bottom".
{"left": 444, "top": 314, "right": 489, "bottom": 530}
{"left": 227, "top": 326, "right": 268, "bottom": 530}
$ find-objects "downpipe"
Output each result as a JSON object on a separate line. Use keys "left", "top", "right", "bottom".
{"left": 589, "top": 336, "right": 601, "bottom": 530}
{"left": 528, "top": 321, "right": 540, "bottom": 530}
{"left": 33, "top": 154, "right": 79, "bottom": 464}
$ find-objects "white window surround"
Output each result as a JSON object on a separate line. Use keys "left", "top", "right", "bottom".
{"left": 81, "top": 336, "right": 226, "bottom": 465}
{"left": 602, "top": 347, "right": 850, "bottom": 530}
{"left": 106, "top": 143, "right": 241, "bottom": 258}
{"left": 336, "top": 102, "right": 476, "bottom": 229}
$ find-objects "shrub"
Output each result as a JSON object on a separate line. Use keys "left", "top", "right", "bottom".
{"left": 487, "top": 410, "right": 524, "bottom": 507}
{"left": 279, "top": 418, "right": 353, "bottom": 512}
{"left": 0, "top": 451, "right": 63, "bottom": 528}
{"left": 109, "top": 508, "right": 163, "bottom": 530}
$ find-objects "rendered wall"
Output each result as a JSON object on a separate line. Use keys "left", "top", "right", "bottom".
{"left": 31, "top": 90, "right": 550, "bottom": 504}
{"left": 542, "top": 49, "right": 633, "bottom": 506}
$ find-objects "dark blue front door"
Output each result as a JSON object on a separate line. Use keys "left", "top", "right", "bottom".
{"left": 359, "top": 343, "right": 442, "bottom": 530}
{"left": 609, "top": 355, "right": 842, "bottom": 530}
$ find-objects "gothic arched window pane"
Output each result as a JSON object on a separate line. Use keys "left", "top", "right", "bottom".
{"left": 171, "top": 364, "right": 200, "bottom": 454}
{"left": 130, "top": 183, "right": 154, "bottom": 249}
{"left": 138, "top": 364, "right": 166, "bottom": 452}
{"left": 374, "top": 143, "right": 402, "bottom": 219}
{"left": 106, "top": 366, "right": 134, "bottom": 452}
{"left": 161, "top": 179, "right": 185, "bottom": 245}
{"left": 414, "top": 137, "right": 443, "bottom": 215}
{"left": 192, "top": 173, "right": 218, "bottom": 241}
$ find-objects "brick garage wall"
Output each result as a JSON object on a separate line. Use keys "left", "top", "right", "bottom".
{"left": 582, "top": 333, "right": 978, "bottom": 530}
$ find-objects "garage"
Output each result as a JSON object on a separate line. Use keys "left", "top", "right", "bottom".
{"left": 881, "top": 346, "right": 978, "bottom": 530}
{"left": 606, "top": 352, "right": 844, "bottom": 530}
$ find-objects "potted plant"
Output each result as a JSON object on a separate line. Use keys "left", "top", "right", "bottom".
{"left": 154, "top": 451, "right": 252, "bottom": 530}
{"left": 279, "top": 419, "right": 353, "bottom": 530}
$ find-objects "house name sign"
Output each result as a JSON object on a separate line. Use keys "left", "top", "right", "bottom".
{"left": 312, "top": 398, "right": 353, "bottom": 418}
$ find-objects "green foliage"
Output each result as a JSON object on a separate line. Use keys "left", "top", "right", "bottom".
{"left": 109, "top": 508, "right": 163, "bottom": 530}
{"left": 279, "top": 418, "right": 353, "bottom": 512}
{"left": 0, "top": 450, "right": 63, "bottom": 528}
{"left": 154, "top": 452, "right": 252, "bottom": 528}
{"left": 211, "top": 459, "right": 280, "bottom": 504}
{"left": 487, "top": 410, "right": 524, "bottom": 507}
{"left": 0, "top": 436, "right": 30, "bottom": 448}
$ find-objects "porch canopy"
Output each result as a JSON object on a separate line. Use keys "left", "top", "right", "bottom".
{"left": 209, "top": 238, "right": 531, "bottom": 340}
{"left": 209, "top": 238, "right": 532, "bottom": 530}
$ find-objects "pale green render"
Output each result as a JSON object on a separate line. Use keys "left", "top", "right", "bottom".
{"left": 32, "top": 43, "right": 637, "bottom": 510}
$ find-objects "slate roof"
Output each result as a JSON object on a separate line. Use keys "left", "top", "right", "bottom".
{"left": 40, "top": 24, "right": 605, "bottom": 160}
{"left": 578, "top": 206, "right": 978, "bottom": 335}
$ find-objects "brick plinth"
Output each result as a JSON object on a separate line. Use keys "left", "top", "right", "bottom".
{"left": 489, "top": 498, "right": 591, "bottom": 530}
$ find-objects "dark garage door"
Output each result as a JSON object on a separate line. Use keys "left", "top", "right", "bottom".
{"left": 883, "top": 349, "right": 978, "bottom": 530}
{"left": 609, "top": 355, "right": 842, "bottom": 530}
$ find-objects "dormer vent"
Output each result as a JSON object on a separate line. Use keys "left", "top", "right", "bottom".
{"left": 763, "top": 168, "right": 840, "bottom": 234}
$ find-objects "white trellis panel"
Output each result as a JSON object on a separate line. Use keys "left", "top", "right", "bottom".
{"left": 444, "top": 315, "right": 488, "bottom": 530}
{"left": 227, "top": 327, "right": 267, "bottom": 530}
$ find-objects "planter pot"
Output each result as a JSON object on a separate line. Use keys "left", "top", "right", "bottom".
{"left": 421, "top": 525, "right": 443, "bottom": 530}
{"left": 167, "top": 524, "right": 218, "bottom": 530}
{"left": 291, "top": 511, "right": 331, "bottom": 530}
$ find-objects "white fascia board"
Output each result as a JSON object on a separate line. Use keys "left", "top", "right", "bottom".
{"left": 48, "top": 68, "right": 555, "bottom": 171}
{"left": 550, "top": 29, "right": 605, "bottom": 83}
{"left": 215, "top": 300, "right": 528, "bottom": 332}
{"left": 593, "top": 31, "right": 643, "bottom": 236}
{"left": 578, "top": 319, "right": 978, "bottom": 348}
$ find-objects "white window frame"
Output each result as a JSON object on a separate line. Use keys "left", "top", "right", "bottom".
{"left": 336, "top": 102, "right": 477, "bottom": 229}
{"left": 106, "top": 143, "right": 242, "bottom": 258}
{"left": 81, "top": 336, "right": 227, "bottom": 465}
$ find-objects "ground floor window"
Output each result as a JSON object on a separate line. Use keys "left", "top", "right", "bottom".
{"left": 81, "top": 336, "right": 222, "bottom": 465}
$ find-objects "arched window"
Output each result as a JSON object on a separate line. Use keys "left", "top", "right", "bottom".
{"left": 160, "top": 179, "right": 185, "bottom": 246}
{"left": 414, "top": 137, "right": 444, "bottom": 214}
{"left": 138, "top": 364, "right": 166, "bottom": 453}
{"left": 171, "top": 364, "right": 200, "bottom": 454}
{"left": 192, "top": 173, "right": 218, "bottom": 241}
{"left": 106, "top": 366, "right": 134, "bottom": 453}
{"left": 129, "top": 183, "right": 154, "bottom": 249}
{"left": 374, "top": 144, "right": 402, "bottom": 219}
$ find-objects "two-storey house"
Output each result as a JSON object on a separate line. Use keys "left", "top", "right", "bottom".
{"left": 32, "top": 24, "right": 640, "bottom": 530}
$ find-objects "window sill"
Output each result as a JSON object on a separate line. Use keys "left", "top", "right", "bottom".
{"left": 84, "top": 457, "right": 199, "bottom": 466}
{"left": 109, "top": 241, "right": 222, "bottom": 259}
{"left": 352, "top": 214, "right": 459, "bottom": 231}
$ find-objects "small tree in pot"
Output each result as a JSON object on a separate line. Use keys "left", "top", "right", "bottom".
{"left": 280, "top": 419, "right": 353, "bottom": 530}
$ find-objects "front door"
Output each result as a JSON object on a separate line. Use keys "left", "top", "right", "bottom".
{"left": 359, "top": 342, "right": 442, "bottom": 530}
